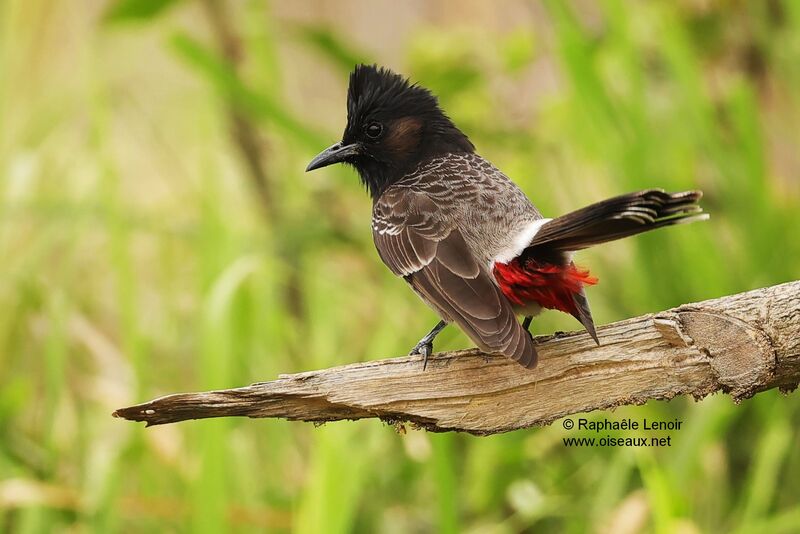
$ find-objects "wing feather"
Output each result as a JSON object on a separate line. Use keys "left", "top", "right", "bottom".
{"left": 373, "top": 189, "right": 537, "bottom": 368}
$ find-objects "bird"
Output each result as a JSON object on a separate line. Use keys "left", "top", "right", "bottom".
{"left": 306, "top": 64, "right": 708, "bottom": 370}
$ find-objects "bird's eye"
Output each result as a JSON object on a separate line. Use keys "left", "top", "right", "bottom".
{"left": 365, "top": 122, "right": 383, "bottom": 139}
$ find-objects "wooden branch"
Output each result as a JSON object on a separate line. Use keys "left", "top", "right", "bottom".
{"left": 114, "top": 281, "right": 800, "bottom": 435}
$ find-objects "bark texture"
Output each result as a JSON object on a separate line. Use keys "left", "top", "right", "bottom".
{"left": 114, "top": 281, "right": 800, "bottom": 435}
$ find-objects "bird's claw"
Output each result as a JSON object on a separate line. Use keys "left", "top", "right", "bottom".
{"left": 409, "top": 341, "right": 433, "bottom": 370}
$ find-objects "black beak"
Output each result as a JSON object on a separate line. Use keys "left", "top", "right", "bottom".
{"left": 305, "top": 142, "right": 362, "bottom": 172}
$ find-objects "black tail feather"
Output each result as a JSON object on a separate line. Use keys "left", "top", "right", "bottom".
{"left": 529, "top": 189, "right": 708, "bottom": 252}
{"left": 520, "top": 189, "right": 706, "bottom": 349}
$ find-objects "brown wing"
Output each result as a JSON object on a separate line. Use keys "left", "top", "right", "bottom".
{"left": 373, "top": 188, "right": 537, "bottom": 368}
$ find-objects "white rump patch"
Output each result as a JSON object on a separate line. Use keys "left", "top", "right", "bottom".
{"left": 493, "top": 218, "right": 552, "bottom": 264}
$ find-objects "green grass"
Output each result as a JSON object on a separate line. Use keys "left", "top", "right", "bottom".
{"left": 1, "top": 0, "right": 799, "bottom": 532}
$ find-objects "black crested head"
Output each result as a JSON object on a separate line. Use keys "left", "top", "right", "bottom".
{"left": 306, "top": 64, "right": 474, "bottom": 199}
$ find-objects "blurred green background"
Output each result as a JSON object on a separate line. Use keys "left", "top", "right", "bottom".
{"left": 1, "top": 0, "right": 799, "bottom": 532}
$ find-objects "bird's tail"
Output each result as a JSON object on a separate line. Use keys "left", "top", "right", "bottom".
{"left": 527, "top": 189, "right": 708, "bottom": 253}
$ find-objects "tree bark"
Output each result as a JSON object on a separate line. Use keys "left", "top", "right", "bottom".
{"left": 113, "top": 281, "right": 800, "bottom": 435}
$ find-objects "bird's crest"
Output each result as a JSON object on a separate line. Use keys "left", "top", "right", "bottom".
{"left": 347, "top": 64, "right": 440, "bottom": 124}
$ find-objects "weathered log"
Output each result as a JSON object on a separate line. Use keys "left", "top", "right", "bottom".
{"left": 114, "top": 281, "right": 800, "bottom": 435}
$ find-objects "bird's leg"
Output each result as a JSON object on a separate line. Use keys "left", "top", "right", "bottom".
{"left": 522, "top": 316, "right": 533, "bottom": 332}
{"left": 409, "top": 320, "right": 447, "bottom": 370}
{"left": 521, "top": 315, "right": 535, "bottom": 344}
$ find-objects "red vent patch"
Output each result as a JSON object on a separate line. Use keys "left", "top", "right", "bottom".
{"left": 493, "top": 258, "right": 598, "bottom": 315}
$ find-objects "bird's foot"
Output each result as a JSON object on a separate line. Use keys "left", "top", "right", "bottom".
{"left": 409, "top": 341, "right": 434, "bottom": 370}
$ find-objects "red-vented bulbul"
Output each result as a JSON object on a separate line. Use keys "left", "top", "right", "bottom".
{"left": 306, "top": 65, "right": 708, "bottom": 369}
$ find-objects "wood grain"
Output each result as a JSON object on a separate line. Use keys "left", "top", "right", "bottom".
{"left": 113, "top": 281, "right": 800, "bottom": 435}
